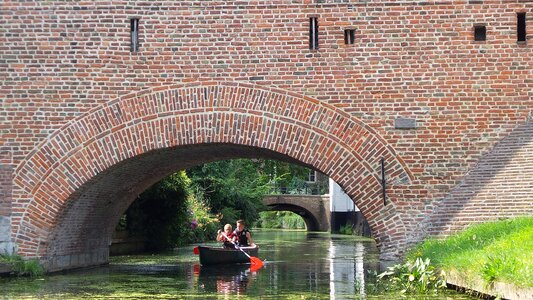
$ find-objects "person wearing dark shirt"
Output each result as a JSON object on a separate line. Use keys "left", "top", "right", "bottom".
{"left": 233, "top": 219, "right": 254, "bottom": 247}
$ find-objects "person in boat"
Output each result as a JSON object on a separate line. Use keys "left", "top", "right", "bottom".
{"left": 217, "top": 223, "right": 236, "bottom": 249}
{"left": 233, "top": 219, "right": 254, "bottom": 247}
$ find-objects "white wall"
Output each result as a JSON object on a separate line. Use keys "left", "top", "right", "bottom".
{"left": 329, "top": 179, "right": 359, "bottom": 212}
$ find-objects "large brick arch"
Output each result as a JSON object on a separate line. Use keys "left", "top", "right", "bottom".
{"left": 13, "top": 81, "right": 412, "bottom": 270}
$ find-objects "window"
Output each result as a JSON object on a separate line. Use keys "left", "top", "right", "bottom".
{"left": 474, "top": 25, "right": 486, "bottom": 41}
{"left": 517, "top": 13, "right": 526, "bottom": 42}
{"left": 308, "top": 170, "right": 317, "bottom": 182}
{"left": 309, "top": 17, "right": 318, "bottom": 50}
{"left": 130, "top": 18, "right": 139, "bottom": 52}
{"left": 344, "top": 29, "right": 355, "bottom": 45}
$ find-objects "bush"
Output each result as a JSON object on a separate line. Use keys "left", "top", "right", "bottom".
{"left": 257, "top": 211, "right": 305, "bottom": 229}
{"left": 0, "top": 253, "right": 44, "bottom": 277}
{"left": 339, "top": 223, "right": 353, "bottom": 235}
{"left": 125, "top": 171, "right": 191, "bottom": 251}
{"left": 125, "top": 171, "right": 219, "bottom": 250}
{"left": 377, "top": 257, "right": 447, "bottom": 294}
{"left": 183, "top": 192, "right": 220, "bottom": 245}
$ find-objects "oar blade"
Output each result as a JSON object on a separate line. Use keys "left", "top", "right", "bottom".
{"left": 249, "top": 262, "right": 263, "bottom": 272}
{"left": 249, "top": 256, "right": 264, "bottom": 269}
{"left": 193, "top": 246, "right": 199, "bottom": 255}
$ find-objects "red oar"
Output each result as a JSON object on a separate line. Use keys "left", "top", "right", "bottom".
{"left": 249, "top": 257, "right": 264, "bottom": 271}
{"left": 222, "top": 232, "right": 264, "bottom": 269}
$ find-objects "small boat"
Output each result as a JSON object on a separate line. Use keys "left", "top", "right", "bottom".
{"left": 197, "top": 245, "right": 259, "bottom": 266}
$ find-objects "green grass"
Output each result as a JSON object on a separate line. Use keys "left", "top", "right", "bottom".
{"left": 406, "top": 216, "right": 533, "bottom": 287}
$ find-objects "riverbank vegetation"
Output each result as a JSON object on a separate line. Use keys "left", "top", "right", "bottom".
{"left": 374, "top": 216, "right": 532, "bottom": 295}
{"left": 373, "top": 257, "right": 446, "bottom": 294}
{"left": 257, "top": 211, "right": 306, "bottom": 229}
{"left": 407, "top": 216, "right": 533, "bottom": 288}
{"left": 0, "top": 253, "right": 43, "bottom": 277}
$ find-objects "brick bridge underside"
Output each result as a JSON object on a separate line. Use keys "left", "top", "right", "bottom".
{"left": 1, "top": 1, "right": 532, "bottom": 272}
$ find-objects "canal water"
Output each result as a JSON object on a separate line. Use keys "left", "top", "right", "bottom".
{"left": 1, "top": 230, "right": 474, "bottom": 299}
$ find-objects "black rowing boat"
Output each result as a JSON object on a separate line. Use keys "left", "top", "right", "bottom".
{"left": 197, "top": 245, "right": 259, "bottom": 266}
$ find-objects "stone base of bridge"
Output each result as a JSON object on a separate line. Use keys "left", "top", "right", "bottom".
{"left": 0, "top": 216, "right": 15, "bottom": 255}
{"left": 44, "top": 248, "right": 109, "bottom": 273}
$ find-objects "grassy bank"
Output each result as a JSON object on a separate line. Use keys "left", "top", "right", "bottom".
{"left": 407, "top": 216, "right": 533, "bottom": 287}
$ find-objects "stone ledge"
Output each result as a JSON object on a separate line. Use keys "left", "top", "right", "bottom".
{"left": 447, "top": 270, "right": 533, "bottom": 300}
{"left": 44, "top": 249, "right": 109, "bottom": 272}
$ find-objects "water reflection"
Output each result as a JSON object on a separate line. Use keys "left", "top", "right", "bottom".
{"left": 193, "top": 231, "right": 381, "bottom": 298}
{"left": 0, "top": 231, "right": 473, "bottom": 299}
{"left": 327, "top": 236, "right": 378, "bottom": 298}
{"left": 195, "top": 264, "right": 257, "bottom": 296}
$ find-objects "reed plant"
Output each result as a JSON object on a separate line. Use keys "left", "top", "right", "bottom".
{"left": 376, "top": 257, "right": 446, "bottom": 294}
{"left": 339, "top": 223, "right": 353, "bottom": 235}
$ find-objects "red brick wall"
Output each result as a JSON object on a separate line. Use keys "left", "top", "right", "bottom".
{"left": 1, "top": 0, "right": 532, "bottom": 269}
{"left": 428, "top": 118, "right": 533, "bottom": 235}
{"left": 10, "top": 83, "right": 410, "bottom": 268}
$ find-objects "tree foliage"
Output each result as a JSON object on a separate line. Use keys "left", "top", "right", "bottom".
{"left": 125, "top": 171, "right": 192, "bottom": 251}
{"left": 257, "top": 211, "right": 306, "bottom": 229}
{"left": 187, "top": 159, "right": 310, "bottom": 226}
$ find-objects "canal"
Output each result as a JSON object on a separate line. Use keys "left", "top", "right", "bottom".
{"left": 1, "top": 230, "right": 474, "bottom": 299}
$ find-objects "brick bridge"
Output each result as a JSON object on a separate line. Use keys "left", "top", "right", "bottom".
{"left": 1, "top": 1, "right": 532, "bottom": 271}
{"left": 263, "top": 195, "right": 331, "bottom": 232}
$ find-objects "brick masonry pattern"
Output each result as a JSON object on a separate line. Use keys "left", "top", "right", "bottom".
{"left": 0, "top": 0, "right": 532, "bottom": 268}
{"left": 11, "top": 82, "right": 410, "bottom": 260}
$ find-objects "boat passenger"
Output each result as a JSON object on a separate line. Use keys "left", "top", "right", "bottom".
{"left": 217, "top": 223, "right": 236, "bottom": 249}
{"left": 234, "top": 219, "right": 254, "bottom": 247}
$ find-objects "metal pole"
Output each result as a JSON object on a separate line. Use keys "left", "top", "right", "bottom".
{"left": 381, "top": 158, "right": 386, "bottom": 206}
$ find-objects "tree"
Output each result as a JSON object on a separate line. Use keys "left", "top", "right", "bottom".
{"left": 187, "top": 159, "right": 309, "bottom": 226}
{"left": 126, "top": 171, "right": 191, "bottom": 251}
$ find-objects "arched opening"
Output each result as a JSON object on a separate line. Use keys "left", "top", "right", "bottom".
{"left": 262, "top": 204, "right": 320, "bottom": 231}
{"left": 45, "top": 144, "right": 313, "bottom": 270}
{"left": 12, "top": 82, "right": 412, "bottom": 271}
{"left": 110, "top": 157, "right": 316, "bottom": 255}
